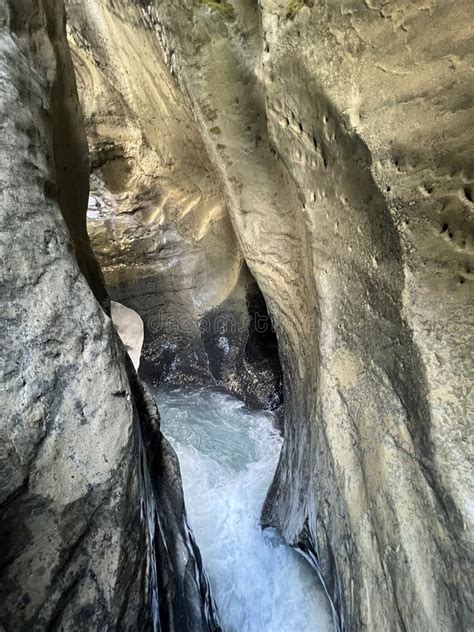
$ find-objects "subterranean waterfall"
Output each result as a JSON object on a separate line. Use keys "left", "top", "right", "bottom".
{"left": 156, "top": 387, "right": 333, "bottom": 632}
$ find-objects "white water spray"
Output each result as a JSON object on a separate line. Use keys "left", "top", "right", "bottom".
{"left": 156, "top": 387, "right": 332, "bottom": 632}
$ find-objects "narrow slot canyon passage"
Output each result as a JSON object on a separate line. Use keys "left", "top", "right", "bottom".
{"left": 93, "top": 188, "right": 332, "bottom": 628}
{"left": 155, "top": 387, "right": 332, "bottom": 632}
{"left": 1, "top": 2, "right": 472, "bottom": 632}
{"left": 98, "top": 212, "right": 332, "bottom": 628}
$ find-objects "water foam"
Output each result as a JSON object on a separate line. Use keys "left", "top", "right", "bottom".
{"left": 156, "top": 387, "right": 332, "bottom": 632}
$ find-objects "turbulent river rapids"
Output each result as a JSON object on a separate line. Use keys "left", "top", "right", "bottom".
{"left": 155, "top": 387, "right": 332, "bottom": 632}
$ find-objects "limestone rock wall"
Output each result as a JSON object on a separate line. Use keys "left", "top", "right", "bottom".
{"left": 3, "top": 0, "right": 472, "bottom": 630}
{"left": 66, "top": 0, "right": 283, "bottom": 412}
{"left": 81, "top": 1, "right": 473, "bottom": 630}
{"left": 0, "top": 2, "right": 219, "bottom": 630}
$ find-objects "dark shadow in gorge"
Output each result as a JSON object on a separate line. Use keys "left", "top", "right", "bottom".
{"left": 108, "top": 264, "right": 284, "bottom": 427}
{"left": 128, "top": 361, "right": 221, "bottom": 631}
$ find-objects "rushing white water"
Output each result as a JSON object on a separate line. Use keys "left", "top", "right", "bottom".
{"left": 156, "top": 387, "right": 332, "bottom": 632}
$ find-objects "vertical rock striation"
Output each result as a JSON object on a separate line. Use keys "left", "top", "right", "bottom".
{"left": 65, "top": 0, "right": 283, "bottom": 413}
{"left": 0, "top": 2, "right": 219, "bottom": 630}
{"left": 72, "top": 1, "right": 472, "bottom": 630}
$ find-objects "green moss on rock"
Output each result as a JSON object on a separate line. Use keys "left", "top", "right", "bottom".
{"left": 200, "top": 1, "right": 236, "bottom": 21}
{"left": 286, "top": 1, "right": 304, "bottom": 19}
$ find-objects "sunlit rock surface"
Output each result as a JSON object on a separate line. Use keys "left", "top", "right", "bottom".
{"left": 111, "top": 301, "right": 144, "bottom": 370}
{"left": 66, "top": 1, "right": 473, "bottom": 630}
{"left": 66, "top": 0, "right": 283, "bottom": 413}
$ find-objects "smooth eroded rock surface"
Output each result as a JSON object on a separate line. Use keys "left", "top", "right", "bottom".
{"left": 65, "top": 1, "right": 472, "bottom": 630}
{"left": 66, "top": 0, "right": 283, "bottom": 413}
{"left": 0, "top": 3, "right": 146, "bottom": 628}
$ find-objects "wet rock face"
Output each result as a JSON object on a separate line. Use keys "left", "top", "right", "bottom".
{"left": 0, "top": 2, "right": 219, "bottom": 630}
{"left": 64, "top": 0, "right": 473, "bottom": 630}
{"left": 109, "top": 269, "right": 283, "bottom": 417}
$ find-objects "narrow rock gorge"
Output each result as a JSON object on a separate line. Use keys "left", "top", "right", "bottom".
{"left": 1, "top": 1, "right": 473, "bottom": 631}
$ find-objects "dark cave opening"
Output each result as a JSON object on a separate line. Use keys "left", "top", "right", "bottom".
{"left": 102, "top": 266, "right": 284, "bottom": 422}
